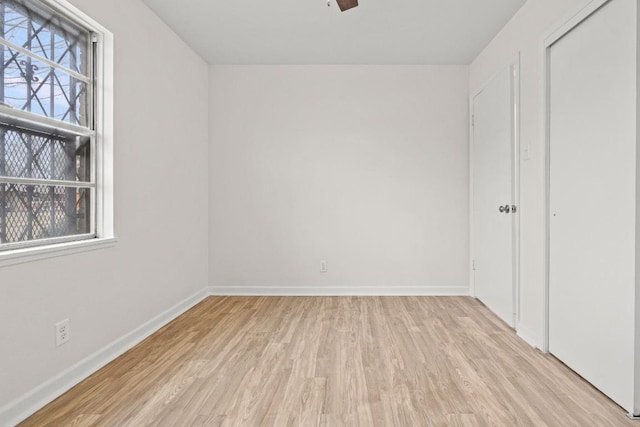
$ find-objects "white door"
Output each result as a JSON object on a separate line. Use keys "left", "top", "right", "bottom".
{"left": 472, "top": 66, "right": 517, "bottom": 327}
{"left": 548, "top": 0, "right": 636, "bottom": 412}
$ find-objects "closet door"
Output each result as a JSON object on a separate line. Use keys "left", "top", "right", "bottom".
{"left": 548, "top": 0, "right": 636, "bottom": 412}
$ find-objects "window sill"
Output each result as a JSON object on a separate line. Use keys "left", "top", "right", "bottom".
{"left": 0, "top": 237, "right": 117, "bottom": 268}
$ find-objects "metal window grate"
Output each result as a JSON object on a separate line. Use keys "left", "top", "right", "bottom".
{"left": 0, "top": 0, "right": 95, "bottom": 250}
{"left": 0, "top": 183, "right": 90, "bottom": 243}
{"left": 1, "top": 0, "right": 89, "bottom": 74}
{"left": 2, "top": 49, "right": 89, "bottom": 125}
{"left": 0, "top": 0, "right": 91, "bottom": 126}
{"left": 0, "top": 123, "right": 90, "bottom": 181}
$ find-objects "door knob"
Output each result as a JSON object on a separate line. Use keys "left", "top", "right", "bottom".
{"left": 499, "top": 204, "right": 511, "bottom": 213}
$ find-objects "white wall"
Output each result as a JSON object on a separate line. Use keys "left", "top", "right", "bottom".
{"left": 209, "top": 65, "right": 469, "bottom": 294}
{"left": 0, "top": 0, "right": 209, "bottom": 417}
{"left": 470, "top": 0, "right": 594, "bottom": 347}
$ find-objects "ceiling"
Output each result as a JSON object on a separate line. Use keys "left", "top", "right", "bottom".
{"left": 142, "top": 0, "right": 527, "bottom": 65}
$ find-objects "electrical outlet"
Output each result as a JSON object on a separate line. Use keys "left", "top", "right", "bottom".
{"left": 55, "top": 319, "right": 71, "bottom": 347}
{"left": 320, "top": 260, "right": 328, "bottom": 273}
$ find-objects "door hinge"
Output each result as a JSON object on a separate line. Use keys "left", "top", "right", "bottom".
{"left": 472, "top": 260, "right": 476, "bottom": 271}
{"left": 472, "top": 115, "right": 475, "bottom": 127}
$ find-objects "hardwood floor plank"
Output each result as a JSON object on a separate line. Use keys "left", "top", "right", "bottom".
{"left": 18, "top": 296, "right": 636, "bottom": 426}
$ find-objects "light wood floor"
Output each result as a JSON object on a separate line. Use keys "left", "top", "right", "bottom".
{"left": 21, "top": 296, "right": 635, "bottom": 426}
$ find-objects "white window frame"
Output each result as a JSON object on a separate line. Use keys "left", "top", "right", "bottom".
{"left": 0, "top": 0, "right": 114, "bottom": 267}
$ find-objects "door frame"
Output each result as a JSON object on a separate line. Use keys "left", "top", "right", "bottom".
{"left": 470, "top": 57, "right": 521, "bottom": 328}
{"left": 541, "top": 0, "right": 617, "bottom": 354}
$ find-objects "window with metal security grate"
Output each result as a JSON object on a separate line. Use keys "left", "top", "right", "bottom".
{"left": 0, "top": 0, "right": 99, "bottom": 251}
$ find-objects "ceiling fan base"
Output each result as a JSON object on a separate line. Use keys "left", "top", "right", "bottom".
{"left": 336, "top": 0, "right": 358, "bottom": 12}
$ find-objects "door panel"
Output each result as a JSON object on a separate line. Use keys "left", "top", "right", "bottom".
{"left": 472, "top": 66, "right": 515, "bottom": 327}
{"left": 548, "top": 0, "right": 636, "bottom": 412}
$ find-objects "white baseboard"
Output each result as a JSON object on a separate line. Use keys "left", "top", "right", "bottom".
{"left": 0, "top": 288, "right": 209, "bottom": 427}
{"left": 208, "top": 285, "right": 470, "bottom": 296}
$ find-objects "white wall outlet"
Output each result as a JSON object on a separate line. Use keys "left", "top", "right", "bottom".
{"left": 320, "top": 260, "right": 328, "bottom": 273}
{"left": 55, "top": 319, "right": 71, "bottom": 347}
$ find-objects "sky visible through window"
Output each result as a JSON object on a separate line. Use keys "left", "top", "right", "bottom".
{"left": 1, "top": 0, "right": 90, "bottom": 126}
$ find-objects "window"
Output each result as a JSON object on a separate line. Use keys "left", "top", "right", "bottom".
{"left": 0, "top": 0, "right": 113, "bottom": 254}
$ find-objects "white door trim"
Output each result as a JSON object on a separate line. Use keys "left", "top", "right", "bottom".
{"left": 470, "top": 58, "right": 521, "bottom": 328}
{"left": 541, "top": 0, "right": 613, "bottom": 355}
